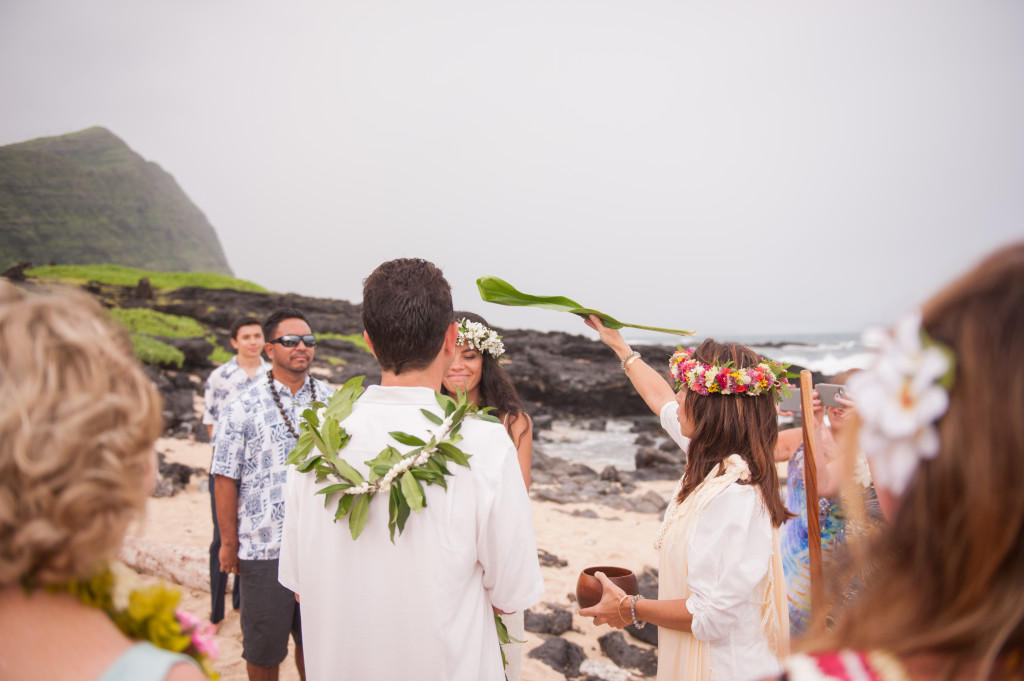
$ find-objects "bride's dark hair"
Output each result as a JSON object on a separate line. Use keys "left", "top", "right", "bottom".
{"left": 441, "top": 311, "right": 529, "bottom": 446}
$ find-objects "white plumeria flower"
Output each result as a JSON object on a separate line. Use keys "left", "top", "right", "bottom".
{"left": 457, "top": 319, "right": 505, "bottom": 359}
{"left": 848, "top": 312, "right": 951, "bottom": 495}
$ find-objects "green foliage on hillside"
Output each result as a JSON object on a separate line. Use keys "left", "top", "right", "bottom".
{"left": 130, "top": 335, "right": 185, "bottom": 368}
{"left": 28, "top": 264, "right": 267, "bottom": 292}
{"left": 319, "top": 332, "right": 372, "bottom": 353}
{"left": 0, "top": 127, "right": 233, "bottom": 274}
{"left": 207, "top": 335, "right": 234, "bottom": 365}
{"left": 109, "top": 307, "right": 205, "bottom": 338}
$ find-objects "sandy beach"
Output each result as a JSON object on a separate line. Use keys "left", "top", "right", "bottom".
{"left": 128, "top": 437, "right": 677, "bottom": 681}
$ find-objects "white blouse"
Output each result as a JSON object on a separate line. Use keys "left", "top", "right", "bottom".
{"left": 657, "top": 401, "right": 782, "bottom": 681}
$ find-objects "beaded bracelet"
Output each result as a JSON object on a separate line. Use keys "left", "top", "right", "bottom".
{"left": 621, "top": 350, "right": 641, "bottom": 373}
{"left": 630, "top": 594, "right": 647, "bottom": 629}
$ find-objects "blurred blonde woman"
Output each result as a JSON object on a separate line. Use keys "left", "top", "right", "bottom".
{"left": 0, "top": 283, "right": 207, "bottom": 681}
{"left": 770, "top": 242, "right": 1024, "bottom": 681}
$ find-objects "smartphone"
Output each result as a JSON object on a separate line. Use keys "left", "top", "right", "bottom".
{"left": 777, "top": 384, "right": 848, "bottom": 413}
{"left": 816, "top": 384, "right": 848, "bottom": 409}
{"left": 778, "top": 388, "right": 802, "bottom": 413}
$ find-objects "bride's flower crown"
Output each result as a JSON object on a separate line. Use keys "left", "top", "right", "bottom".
{"left": 457, "top": 318, "right": 505, "bottom": 360}
{"left": 847, "top": 312, "right": 955, "bottom": 495}
{"left": 669, "top": 348, "right": 793, "bottom": 403}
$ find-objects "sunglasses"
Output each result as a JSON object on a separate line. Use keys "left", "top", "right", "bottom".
{"left": 269, "top": 334, "right": 318, "bottom": 348}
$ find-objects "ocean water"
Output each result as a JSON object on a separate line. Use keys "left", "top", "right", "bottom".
{"left": 537, "top": 333, "right": 872, "bottom": 471}
{"left": 622, "top": 331, "right": 871, "bottom": 376}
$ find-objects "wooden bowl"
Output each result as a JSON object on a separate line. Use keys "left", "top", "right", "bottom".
{"left": 575, "top": 566, "right": 639, "bottom": 609}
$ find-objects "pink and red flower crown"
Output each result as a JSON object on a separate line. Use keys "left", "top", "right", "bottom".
{"left": 669, "top": 348, "right": 793, "bottom": 403}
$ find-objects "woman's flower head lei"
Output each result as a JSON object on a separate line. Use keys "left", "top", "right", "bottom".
{"left": 669, "top": 348, "right": 794, "bottom": 403}
{"left": 457, "top": 318, "right": 505, "bottom": 360}
{"left": 847, "top": 311, "right": 955, "bottom": 495}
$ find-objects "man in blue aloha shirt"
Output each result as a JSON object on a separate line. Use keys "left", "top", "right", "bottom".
{"left": 212, "top": 308, "right": 333, "bottom": 681}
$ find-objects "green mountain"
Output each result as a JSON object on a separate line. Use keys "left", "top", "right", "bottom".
{"left": 0, "top": 127, "right": 232, "bottom": 275}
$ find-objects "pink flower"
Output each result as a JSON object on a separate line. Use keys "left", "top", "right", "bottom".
{"left": 176, "top": 609, "right": 219, "bottom": 660}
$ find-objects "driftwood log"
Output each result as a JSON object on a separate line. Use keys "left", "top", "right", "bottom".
{"left": 118, "top": 536, "right": 223, "bottom": 593}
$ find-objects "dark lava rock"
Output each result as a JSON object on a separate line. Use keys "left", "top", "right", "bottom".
{"left": 152, "top": 452, "right": 205, "bottom": 498}
{"left": 538, "top": 549, "right": 568, "bottom": 568}
{"left": 528, "top": 636, "right": 586, "bottom": 678}
{"left": 630, "top": 464, "right": 686, "bottom": 482}
{"left": 634, "top": 434, "right": 655, "bottom": 447}
{"left": 524, "top": 604, "right": 573, "bottom": 635}
{"left": 635, "top": 447, "right": 679, "bottom": 470}
{"left": 598, "top": 632, "right": 658, "bottom": 676}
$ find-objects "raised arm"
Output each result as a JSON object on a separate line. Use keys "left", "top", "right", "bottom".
{"left": 585, "top": 314, "right": 675, "bottom": 415}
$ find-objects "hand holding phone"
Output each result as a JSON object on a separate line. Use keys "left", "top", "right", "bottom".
{"left": 777, "top": 384, "right": 847, "bottom": 413}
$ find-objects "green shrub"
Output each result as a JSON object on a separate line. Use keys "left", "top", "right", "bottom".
{"left": 207, "top": 335, "right": 234, "bottom": 365}
{"left": 26, "top": 264, "right": 268, "bottom": 293}
{"left": 131, "top": 335, "right": 184, "bottom": 368}
{"left": 109, "top": 308, "right": 204, "bottom": 338}
{"left": 318, "top": 332, "right": 371, "bottom": 353}
{"left": 325, "top": 356, "right": 347, "bottom": 366}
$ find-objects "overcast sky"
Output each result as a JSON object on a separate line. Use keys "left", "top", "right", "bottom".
{"left": 2, "top": 1, "right": 1022, "bottom": 339}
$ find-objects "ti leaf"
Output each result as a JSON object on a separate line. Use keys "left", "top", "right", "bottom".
{"left": 400, "top": 470, "right": 425, "bottom": 513}
{"left": 316, "top": 482, "right": 352, "bottom": 498}
{"left": 390, "top": 431, "right": 426, "bottom": 447}
{"left": 349, "top": 493, "right": 370, "bottom": 540}
{"left": 435, "top": 391, "right": 457, "bottom": 416}
{"left": 334, "top": 493, "right": 354, "bottom": 522}
{"left": 329, "top": 457, "right": 366, "bottom": 486}
{"left": 286, "top": 432, "right": 316, "bottom": 465}
{"left": 477, "top": 275, "right": 694, "bottom": 337}
{"left": 420, "top": 409, "right": 443, "bottom": 425}
{"left": 438, "top": 442, "right": 472, "bottom": 468}
{"left": 325, "top": 375, "right": 365, "bottom": 422}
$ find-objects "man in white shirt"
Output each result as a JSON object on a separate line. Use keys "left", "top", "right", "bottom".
{"left": 203, "top": 316, "right": 270, "bottom": 625}
{"left": 279, "top": 258, "right": 543, "bottom": 681}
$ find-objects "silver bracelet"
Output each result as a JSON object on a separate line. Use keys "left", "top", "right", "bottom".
{"left": 630, "top": 594, "right": 646, "bottom": 629}
{"left": 620, "top": 350, "right": 641, "bottom": 372}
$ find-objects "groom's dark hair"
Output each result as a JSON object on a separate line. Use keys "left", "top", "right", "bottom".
{"left": 361, "top": 258, "right": 454, "bottom": 374}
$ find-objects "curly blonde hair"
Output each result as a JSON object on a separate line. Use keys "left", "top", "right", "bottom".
{"left": 0, "top": 282, "right": 163, "bottom": 586}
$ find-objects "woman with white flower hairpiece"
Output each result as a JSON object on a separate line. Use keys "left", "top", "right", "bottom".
{"left": 581, "top": 315, "right": 793, "bottom": 681}
{"left": 766, "top": 241, "right": 1024, "bottom": 681}
{"left": 442, "top": 312, "right": 532, "bottom": 488}
{"left": 441, "top": 311, "right": 532, "bottom": 680}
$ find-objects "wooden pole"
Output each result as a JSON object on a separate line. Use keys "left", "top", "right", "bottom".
{"left": 800, "top": 369, "right": 826, "bottom": 634}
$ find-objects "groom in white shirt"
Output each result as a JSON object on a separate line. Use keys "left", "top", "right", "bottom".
{"left": 278, "top": 258, "right": 543, "bottom": 681}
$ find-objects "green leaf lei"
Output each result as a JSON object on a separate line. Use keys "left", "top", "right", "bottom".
{"left": 285, "top": 376, "right": 500, "bottom": 542}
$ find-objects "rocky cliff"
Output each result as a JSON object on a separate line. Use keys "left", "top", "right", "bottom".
{"left": 0, "top": 127, "right": 232, "bottom": 275}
